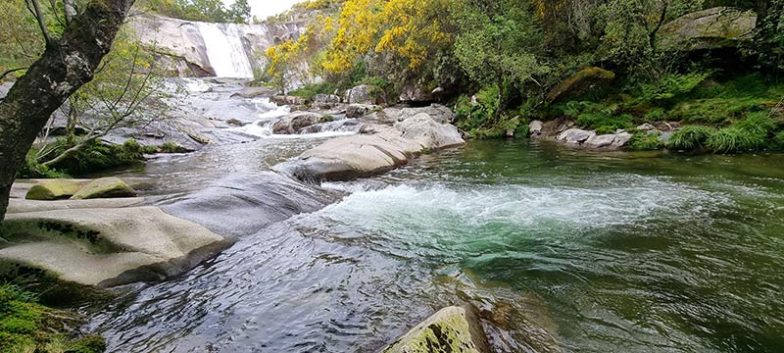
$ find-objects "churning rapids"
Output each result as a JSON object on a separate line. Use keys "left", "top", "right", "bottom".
{"left": 83, "top": 79, "right": 784, "bottom": 353}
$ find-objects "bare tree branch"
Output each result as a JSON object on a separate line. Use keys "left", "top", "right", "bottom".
{"left": 25, "top": 0, "right": 53, "bottom": 45}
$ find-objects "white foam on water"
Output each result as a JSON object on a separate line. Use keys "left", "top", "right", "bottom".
{"left": 198, "top": 23, "right": 254, "bottom": 78}
{"left": 301, "top": 176, "right": 735, "bottom": 238}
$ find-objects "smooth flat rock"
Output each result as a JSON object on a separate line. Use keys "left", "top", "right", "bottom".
{"left": 7, "top": 197, "right": 149, "bottom": 214}
{"left": 381, "top": 306, "right": 490, "bottom": 353}
{"left": 0, "top": 207, "right": 230, "bottom": 287}
{"left": 395, "top": 113, "right": 464, "bottom": 149}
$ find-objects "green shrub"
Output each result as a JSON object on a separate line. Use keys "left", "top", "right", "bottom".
{"left": 16, "top": 150, "right": 68, "bottom": 179}
{"left": 667, "top": 125, "right": 716, "bottom": 151}
{"left": 635, "top": 72, "right": 710, "bottom": 104}
{"left": 577, "top": 112, "right": 634, "bottom": 134}
{"left": 774, "top": 131, "right": 784, "bottom": 149}
{"left": 288, "top": 82, "right": 338, "bottom": 101}
{"left": 643, "top": 108, "right": 666, "bottom": 122}
{"left": 734, "top": 112, "right": 777, "bottom": 137}
{"left": 670, "top": 97, "right": 770, "bottom": 124}
{"left": 455, "top": 85, "right": 502, "bottom": 137}
{"left": 706, "top": 127, "right": 766, "bottom": 153}
{"left": 44, "top": 139, "right": 145, "bottom": 176}
{"left": 159, "top": 142, "right": 188, "bottom": 154}
{"left": 628, "top": 132, "right": 664, "bottom": 151}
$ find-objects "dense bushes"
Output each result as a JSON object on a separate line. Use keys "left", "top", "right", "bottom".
{"left": 0, "top": 284, "right": 105, "bottom": 353}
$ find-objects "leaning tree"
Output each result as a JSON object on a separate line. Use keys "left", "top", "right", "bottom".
{"left": 0, "top": 0, "right": 136, "bottom": 222}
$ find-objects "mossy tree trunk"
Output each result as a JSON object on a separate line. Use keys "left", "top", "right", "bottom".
{"left": 0, "top": 0, "right": 136, "bottom": 223}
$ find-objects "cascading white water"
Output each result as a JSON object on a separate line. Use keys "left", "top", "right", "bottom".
{"left": 197, "top": 23, "right": 255, "bottom": 78}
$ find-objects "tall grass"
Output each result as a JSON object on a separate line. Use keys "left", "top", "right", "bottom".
{"left": 667, "top": 126, "right": 716, "bottom": 151}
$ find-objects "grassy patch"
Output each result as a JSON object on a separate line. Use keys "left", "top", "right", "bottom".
{"left": 706, "top": 127, "right": 766, "bottom": 153}
{"left": 288, "top": 82, "right": 338, "bottom": 101}
{"left": 628, "top": 132, "right": 664, "bottom": 151}
{"left": 667, "top": 125, "right": 716, "bottom": 151}
{"left": 577, "top": 112, "right": 634, "bottom": 134}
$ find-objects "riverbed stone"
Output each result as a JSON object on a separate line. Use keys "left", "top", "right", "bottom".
{"left": 529, "top": 120, "right": 544, "bottom": 137}
{"left": 270, "top": 95, "right": 306, "bottom": 106}
{"left": 381, "top": 306, "right": 490, "bottom": 353}
{"left": 276, "top": 114, "right": 464, "bottom": 182}
{"left": 70, "top": 178, "right": 136, "bottom": 200}
{"left": 0, "top": 207, "right": 230, "bottom": 288}
{"left": 272, "top": 112, "right": 328, "bottom": 134}
{"left": 344, "top": 84, "right": 378, "bottom": 104}
{"left": 395, "top": 113, "right": 464, "bottom": 149}
{"left": 26, "top": 180, "right": 85, "bottom": 201}
{"left": 557, "top": 129, "right": 596, "bottom": 145}
{"left": 346, "top": 104, "right": 381, "bottom": 119}
{"left": 231, "top": 86, "right": 275, "bottom": 99}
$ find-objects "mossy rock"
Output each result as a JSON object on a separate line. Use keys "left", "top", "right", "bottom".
{"left": 25, "top": 180, "right": 84, "bottom": 201}
{"left": 70, "top": 178, "right": 136, "bottom": 200}
{"left": 382, "top": 306, "right": 490, "bottom": 353}
{"left": 546, "top": 67, "right": 615, "bottom": 103}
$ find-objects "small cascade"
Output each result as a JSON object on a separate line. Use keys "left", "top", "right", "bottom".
{"left": 197, "top": 22, "right": 254, "bottom": 79}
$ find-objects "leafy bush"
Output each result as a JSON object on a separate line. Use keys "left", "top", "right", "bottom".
{"left": 706, "top": 127, "right": 766, "bottom": 153}
{"left": 667, "top": 125, "right": 716, "bottom": 151}
{"left": 643, "top": 108, "right": 666, "bottom": 122}
{"left": 734, "top": 112, "right": 777, "bottom": 137}
{"left": 628, "top": 132, "right": 664, "bottom": 151}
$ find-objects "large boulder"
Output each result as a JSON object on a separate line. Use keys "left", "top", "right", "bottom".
{"left": 398, "top": 84, "right": 436, "bottom": 103}
{"left": 276, "top": 114, "right": 465, "bottom": 182}
{"left": 546, "top": 67, "right": 615, "bottom": 103}
{"left": 26, "top": 180, "right": 85, "bottom": 201}
{"left": 395, "top": 113, "right": 465, "bottom": 149}
{"left": 344, "top": 84, "right": 379, "bottom": 104}
{"left": 557, "top": 128, "right": 596, "bottom": 145}
{"left": 314, "top": 94, "right": 341, "bottom": 104}
{"left": 0, "top": 207, "right": 230, "bottom": 288}
{"left": 71, "top": 178, "right": 136, "bottom": 200}
{"left": 381, "top": 306, "right": 490, "bottom": 353}
{"left": 529, "top": 120, "right": 544, "bottom": 137}
{"left": 272, "top": 112, "right": 330, "bottom": 134}
{"left": 584, "top": 132, "right": 632, "bottom": 149}
{"left": 660, "top": 7, "right": 758, "bottom": 50}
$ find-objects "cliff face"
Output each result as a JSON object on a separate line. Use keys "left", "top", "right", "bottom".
{"left": 127, "top": 12, "right": 308, "bottom": 78}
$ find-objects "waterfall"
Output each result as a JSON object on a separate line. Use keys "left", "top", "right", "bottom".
{"left": 197, "top": 23, "right": 255, "bottom": 79}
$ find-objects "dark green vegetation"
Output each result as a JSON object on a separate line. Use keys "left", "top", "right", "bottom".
{"left": 280, "top": 0, "right": 784, "bottom": 153}
{"left": 0, "top": 284, "right": 105, "bottom": 353}
{"left": 17, "top": 140, "right": 188, "bottom": 178}
{"left": 140, "top": 0, "right": 251, "bottom": 23}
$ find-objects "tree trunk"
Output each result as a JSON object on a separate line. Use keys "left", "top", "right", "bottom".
{"left": 0, "top": 0, "right": 136, "bottom": 223}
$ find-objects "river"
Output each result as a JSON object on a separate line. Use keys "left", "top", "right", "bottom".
{"left": 85, "top": 82, "right": 784, "bottom": 353}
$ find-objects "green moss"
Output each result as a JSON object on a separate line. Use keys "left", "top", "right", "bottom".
{"left": 628, "top": 132, "right": 664, "bottom": 151}
{"left": 670, "top": 97, "right": 771, "bottom": 124}
{"left": 667, "top": 125, "right": 717, "bottom": 151}
{"left": 0, "top": 285, "right": 105, "bottom": 353}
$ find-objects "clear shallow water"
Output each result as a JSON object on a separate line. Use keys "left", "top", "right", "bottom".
{"left": 89, "top": 140, "right": 784, "bottom": 353}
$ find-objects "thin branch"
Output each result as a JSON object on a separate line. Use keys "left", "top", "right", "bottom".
{"left": 25, "top": 0, "right": 53, "bottom": 45}
{"left": 0, "top": 67, "right": 27, "bottom": 81}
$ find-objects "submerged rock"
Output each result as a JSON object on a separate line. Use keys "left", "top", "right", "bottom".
{"left": 0, "top": 207, "right": 230, "bottom": 288}
{"left": 70, "top": 178, "right": 136, "bottom": 200}
{"left": 381, "top": 305, "right": 490, "bottom": 353}
{"left": 26, "top": 180, "right": 85, "bottom": 201}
